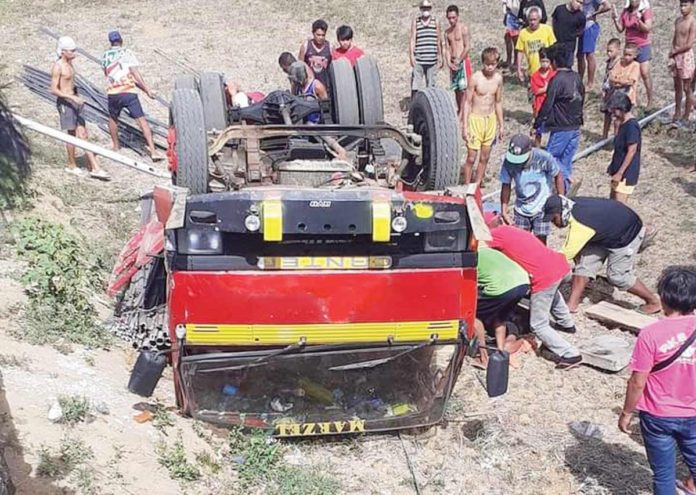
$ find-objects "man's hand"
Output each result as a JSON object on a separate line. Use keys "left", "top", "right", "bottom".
{"left": 611, "top": 5, "right": 618, "bottom": 20}
{"left": 611, "top": 172, "right": 623, "bottom": 184}
{"left": 146, "top": 89, "right": 156, "bottom": 99}
{"left": 438, "top": 57, "right": 444, "bottom": 70}
{"left": 410, "top": 57, "right": 416, "bottom": 68}
{"left": 462, "top": 126, "right": 469, "bottom": 143}
{"left": 517, "top": 70, "right": 525, "bottom": 83}
{"left": 497, "top": 124, "right": 505, "bottom": 142}
{"left": 501, "top": 207, "right": 513, "bottom": 225}
{"left": 618, "top": 411, "right": 632, "bottom": 433}
{"left": 71, "top": 95, "right": 85, "bottom": 107}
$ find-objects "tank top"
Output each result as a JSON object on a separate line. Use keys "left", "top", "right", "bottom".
{"left": 303, "top": 40, "right": 332, "bottom": 89}
{"left": 414, "top": 17, "right": 438, "bottom": 65}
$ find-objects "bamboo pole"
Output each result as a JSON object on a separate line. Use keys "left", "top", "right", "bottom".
{"left": 13, "top": 114, "right": 172, "bottom": 180}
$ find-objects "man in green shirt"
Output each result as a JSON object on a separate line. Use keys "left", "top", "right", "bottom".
{"left": 476, "top": 247, "right": 531, "bottom": 357}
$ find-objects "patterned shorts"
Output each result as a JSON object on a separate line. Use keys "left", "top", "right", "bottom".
{"left": 514, "top": 211, "right": 551, "bottom": 237}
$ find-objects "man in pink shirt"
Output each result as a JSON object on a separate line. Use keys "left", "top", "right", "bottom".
{"left": 488, "top": 224, "right": 582, "bottom": 368}
{"left": 331, "top": 25, "right": 365, "bottom": 67}
{"left": 619, "top": 266, "right": 696, "bottom": 495}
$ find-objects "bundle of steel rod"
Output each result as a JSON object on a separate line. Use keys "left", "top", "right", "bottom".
{"left": 18, "top": 65, "right": 169, "bottom": 155}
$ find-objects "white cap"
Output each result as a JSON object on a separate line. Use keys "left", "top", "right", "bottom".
{"left": 56, "top": 36, "right": 77, "bottom": 58}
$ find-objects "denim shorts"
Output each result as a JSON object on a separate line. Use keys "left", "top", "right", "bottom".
{"left": 636, "top": 44, "right": 652, "bottom": 63}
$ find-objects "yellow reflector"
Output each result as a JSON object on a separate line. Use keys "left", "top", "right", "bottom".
{"left": 413, "top": 203, "right": 434, "bottom": 219}
{"left": 185, "top": 320, "right": 459, "bottom": 345}
{"left": 372, "top": 201, "right": 391, "bottom": 242}
{"left": 263, "top": 199, "right": 283, "bottom": 241}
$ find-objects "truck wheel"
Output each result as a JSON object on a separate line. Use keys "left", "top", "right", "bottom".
{"left": 406, "top": 88, "right": 460, "bottom": 191}
{"left": 174, "top": 74, "right": 198, "bottom": 91}
{"left": 171, "top": 89, "right": 208, "bottom": 195}
{"left": 355, "top": 57, "right": 384, "bottom": 125}
{"left": 329, "top": 58, "right": 359, "bottom": 125}
{"left": 199, "top": 72, "right": 228, "bottom": 132}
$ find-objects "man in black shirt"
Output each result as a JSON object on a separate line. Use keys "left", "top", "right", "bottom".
{"left": 606, "top": 92, "right": 641, "bottom": 204}
{"left": 543, "top": 195, "right": 661, "bottom": 314}
{"left": 551, "top": 0, "right": 586, "bottom": 68}
{"left": 535, "top": 44, "right": 584, "bottom": 193}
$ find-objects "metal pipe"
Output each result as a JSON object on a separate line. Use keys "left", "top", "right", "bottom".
{"left": 13, "top": 114, "right": 172, "bottom": 179}
{"left": 482, "top": 101, "right": 678, "bottom": 202}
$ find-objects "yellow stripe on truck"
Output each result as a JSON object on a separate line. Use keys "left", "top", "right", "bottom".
{"left": 185, "top": 320, "right": 459, "bottom": 345}
{"left": 372, "top": 200, "right": 391, "bottom": 242}
{"left": 263, "top": 199, "right": 283, "bottom": 241}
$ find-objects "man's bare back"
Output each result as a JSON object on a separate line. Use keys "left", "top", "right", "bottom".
{"left": 469, "top": 71, "right": 503, "bottom": 115}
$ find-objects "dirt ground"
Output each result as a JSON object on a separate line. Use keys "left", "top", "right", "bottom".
{"left": 1, "top": 0, "right": 695, "bottom": 494}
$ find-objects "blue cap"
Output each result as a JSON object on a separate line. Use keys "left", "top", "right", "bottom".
{"left": 108, "top": 31, "right": 122, "bottom": 44}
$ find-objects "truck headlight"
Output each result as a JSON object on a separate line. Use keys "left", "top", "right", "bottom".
{"left": 245, "top": 214, "right": 261, "bottom": 232}
{"left": 391, "top": 216, "right": 408, "bottom": 233}
{"left": 179, "top": 229, "right": 222, "bottom": 254}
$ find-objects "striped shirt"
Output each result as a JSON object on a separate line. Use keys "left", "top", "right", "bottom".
{"left": 414, "top": 17, "right": 438, "bottom": 65}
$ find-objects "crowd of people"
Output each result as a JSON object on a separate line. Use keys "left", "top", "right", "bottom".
{"left": 45, "top": 2, "right": 695, "bottom": 492}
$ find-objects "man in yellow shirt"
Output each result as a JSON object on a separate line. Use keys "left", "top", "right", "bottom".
{"left": 516, "top": 7, "right": 557, "bottom": 82}
{"left": 542, "top": 195, "right": 660, "bottom": 314}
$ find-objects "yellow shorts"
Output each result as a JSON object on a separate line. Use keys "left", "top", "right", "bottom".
{"left": 467, "top": 113, "right": 497, "bottom": 151}
{"left": 611, "top": 179, "right": 636, "bottom": 195}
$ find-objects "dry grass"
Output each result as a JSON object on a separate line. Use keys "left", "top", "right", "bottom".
{"left": 1, "top": 0, "right": 695, "bottom": 494}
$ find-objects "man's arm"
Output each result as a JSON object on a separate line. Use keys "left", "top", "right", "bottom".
{"left": 618, "top": 371, "right": 648, "bottom": 433}
{"left": 462, "top": 77, "right": 475, "bottom": 140}
{"left": 461, "top": 24, "right": 471, "bottom": 61}
{"left": 409, "top": 19, "right": 417, "bottom": 67}
{"left": 298, "top": 41, "right": 307, "bottom": 63}
{"left": 130, "top": 68, "right": 153, "bottom": 98}
{"left": 515, "top": 34, "right": 525, "bottom": 81}
{"left": 554, "top": 170, "right": 564, "bottom": 194}
{"left": 592, "top": 1, "right": 611, "bottom": 21}
{"left": 495, "top": 75, "right": 504, "bottom": 139}
{"left": 314, "top": 80, "right": 329, "bottom": 100}
{"left": 611, "top": 6, "right": 625, "bottom": 32}
{"left": 443, "top": 29, "right": 454, "bottom": 71}
{"left": 500, "top": 182, "right": 513, "bottom": 224}
{"left": 436, "top": 20, "right": 444, "bottom": 69}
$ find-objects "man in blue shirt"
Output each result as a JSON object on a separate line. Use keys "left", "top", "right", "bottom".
{"left": 500, "top": 134, "right": 564, "bottom": 244}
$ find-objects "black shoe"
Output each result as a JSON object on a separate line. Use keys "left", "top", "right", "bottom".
{"left": 556, "top": 355, "right": 582, "bottom": 370}
{"left": 557, "top": 325, "right": 577, "bottom": 334}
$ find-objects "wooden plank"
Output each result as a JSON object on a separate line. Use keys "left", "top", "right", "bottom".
{"left": 585, "top": 301, "right": 658, "bottom": 333}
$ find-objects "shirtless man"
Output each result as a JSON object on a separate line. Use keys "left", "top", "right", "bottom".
{"left": 669, "top": 0, "right": 696, "bottom": 125}
{"left": 461, "top": 47, "right": 504, "bottom": 186}
{"left": 278, "top": 52, "right": 314, "bottom": 96}
{"left": 49, "top": 36, "right": 109, "bottom": 180}
{"left": 444, "top": 5, "right": 472, "bottom": 114}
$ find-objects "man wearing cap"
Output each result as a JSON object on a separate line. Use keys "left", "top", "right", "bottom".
{"left": 409, "top": 0, "right": 443, "bottom": 94}
{"left": 543, "top": 195, "right": 661, "bottom": 314}
{"left": 50, "top": 36, "right": 109, "bottom": 180}
{"left": 101, "top": 31, "right": 163, "bottom": 161}
{"left": 500, "top": 134, "right": 564, "bottom": 244}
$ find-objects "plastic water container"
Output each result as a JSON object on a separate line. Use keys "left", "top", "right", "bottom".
{"left": 486, "top": 350, "right": 509, "bottom": 398}
{"left": 127, "top": 351, "right": 167, "bottom": 397}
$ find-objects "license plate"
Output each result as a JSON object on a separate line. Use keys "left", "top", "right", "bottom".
{"left": 258, "top": 256, "right": 392, "bottom": 270}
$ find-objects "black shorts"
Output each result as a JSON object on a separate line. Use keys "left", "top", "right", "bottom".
{"left": 476, "top": 284, "right": 530, "bottom": 334}
{"left": 56, "top": 98, "right": 86, "bottom": 131}
{"left": 108, "top": 93, "right": 145, "bottom": 119}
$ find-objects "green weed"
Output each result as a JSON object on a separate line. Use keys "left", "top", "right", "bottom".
{"left": 11, "top": 217, "right": 111, "bottom": 349}
{"left": 268, "top": 466, "right": 341, "bottom": 495}
{"left": 156, "top": 432, "right": 201, "bottom": 482}
{"left": 58, "top": 395, "right": 91, "bottom": 425}
{"left": 36, "top": 436, "right": 94, "bottom": 479}
{"left": 152, "top": 404, "right": 176, "bottom": 433}
{"left": 227, "top": 427, "right": 280, "bottom": 486}
{"left": 195, "top": 451, "right": 222, "bottom": 474}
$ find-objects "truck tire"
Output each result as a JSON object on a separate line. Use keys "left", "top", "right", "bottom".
{"left": 174, "top": 74, "right": 198, "bottom": 91}
{"left": 406, "top": 88, "right": 460, "bottom": 191}
{"left": 355, "top": 57, "right": 384, "bottom": 125}
{"left": 199, "top": 72, "right": 228, "bottom": 132}
{"left": 329, "top": 58, "right": 359, "bottom": 125}
{"left": 171, "top": 89, "right": 208, "bottom": 195}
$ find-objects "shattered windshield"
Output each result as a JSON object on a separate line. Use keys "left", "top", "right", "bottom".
{"left": 180, "top": 343, "right": 461, "bottom": 436}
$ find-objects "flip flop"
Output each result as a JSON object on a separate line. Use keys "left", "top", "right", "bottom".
{"left": 676, "top": 480, "right": 696, "bottom": 495}
{"left": 637, "top": 306, "right": 662, "bottom": 316}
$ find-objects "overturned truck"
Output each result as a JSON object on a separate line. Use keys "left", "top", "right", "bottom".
{"left": 110, "top": 58, "right": 499, "bottom": 437}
